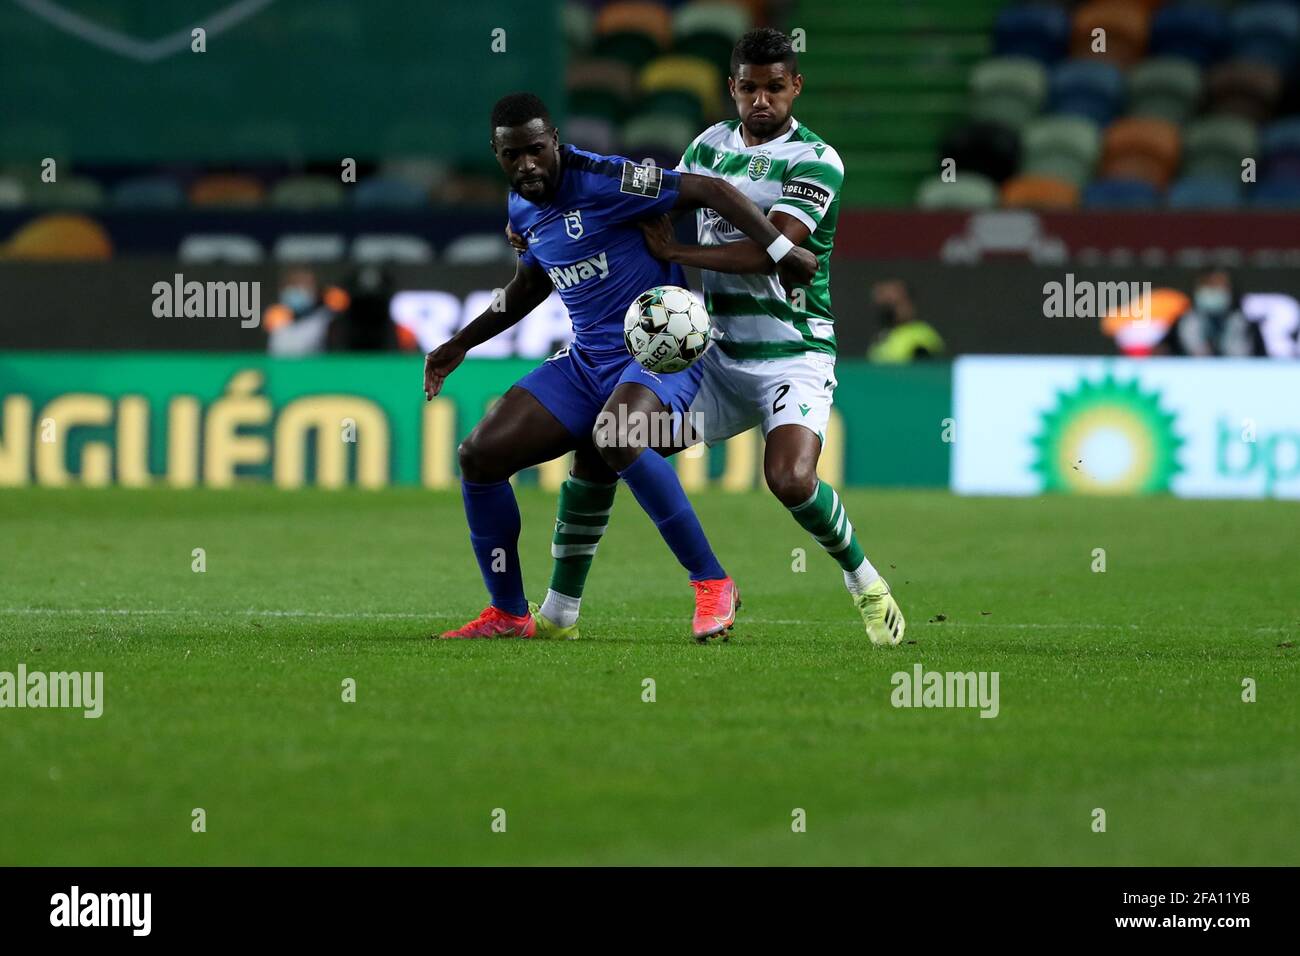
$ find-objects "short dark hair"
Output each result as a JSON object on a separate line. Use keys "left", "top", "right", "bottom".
{"left": 490, "top": 92, "right": 552, "bottom": 132}
{"left": 730, "top": 27, "right": 798, "bottom": 77}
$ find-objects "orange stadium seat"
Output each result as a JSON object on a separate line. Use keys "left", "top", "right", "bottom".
{"left": 188, "top": 174, "right": 266, "bottom": 208}
{"left": 1070, "top": 0, "right": 1151, "bottom": 69}
{"left": 0, "top": 213, "right": 113, "bottom": 259}
{"left": 1000, "top": 174, "right": 1081, "bottom": 209}
{"left": 1205, "top": 61, "right": 1283, "bottom": 125}
{"left": 1100, "top": 116, "right": 1181, "bottom": 188}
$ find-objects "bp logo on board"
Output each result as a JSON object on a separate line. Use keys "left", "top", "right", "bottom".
{"left": 1031, "top": 374, "right": 1184, "bottom": 494}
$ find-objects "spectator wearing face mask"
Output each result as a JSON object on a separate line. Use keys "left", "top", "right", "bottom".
{"left": 867, "top": 278, "right": 945, "bottom": 363}
{"left": 1159, "top": 269, "right": 1265, "bottom": 357}
{"left": 264, "top": 268, "right": 348, "bottom": 356}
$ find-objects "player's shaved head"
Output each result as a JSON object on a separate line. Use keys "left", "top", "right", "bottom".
{"left": 490, "top": 93, "right": 561, "bottom": 204}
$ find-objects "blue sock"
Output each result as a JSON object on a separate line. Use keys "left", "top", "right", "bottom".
{"left": 619, "top": 451, "right": 726, "bottom": 581}
{"left": 460, "top": 479, "right": 527, "bottom": 616}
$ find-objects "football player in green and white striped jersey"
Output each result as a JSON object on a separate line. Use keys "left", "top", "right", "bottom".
{"left": 533, "top": 27, "right": 905, "bottom": 645}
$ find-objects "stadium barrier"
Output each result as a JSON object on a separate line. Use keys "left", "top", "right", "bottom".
{"left": 0, "top": 353, "right": 951, "bottom": 491}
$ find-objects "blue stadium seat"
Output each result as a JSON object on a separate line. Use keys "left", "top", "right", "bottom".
{"left": 1260, "top": 117, "right": 1300, "bottom": 180}
{"left": 110, "top": 176, "right": 184, "bottom": 209}
{"left": 352, "top": 177, "right": 429, "bottom": 208}
{"left": 1082, "top": 177, "right": 1162, "bottom": 208}
{"left": 1149, "top": 3, "right": 1230, "bottom": 68}
{"left": 993, "top": 4, "right": 1070, "bottom": 65}
{"left": 1048, "top": 60, "right": 1125, "bottom": 127}
{"left": 1230, "top": 3, "right": 1300, "bottom": 74}
{"left": 1250, "top": 177, "right": 1300, "bottom": 207}
{"left": 1166, "top": 175, "right": 1243, "bottom": 208}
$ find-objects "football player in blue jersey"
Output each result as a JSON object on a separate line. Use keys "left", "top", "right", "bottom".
{"left": 425, "top": 93, "right": 816, "bottom": 640}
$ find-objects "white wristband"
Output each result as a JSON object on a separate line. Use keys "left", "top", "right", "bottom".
{"left": 765, "top": 234, "right": 794, "bottom": 263}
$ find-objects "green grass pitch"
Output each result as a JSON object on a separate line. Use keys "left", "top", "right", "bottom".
{"left": 1, "top": 486, "right": 1296, "bottom": 866}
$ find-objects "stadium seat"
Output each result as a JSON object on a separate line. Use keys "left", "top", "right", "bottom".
{"left": 1230, "top": 2, "right": 1300, "bottom": 74}
{"left": 593, "top": 2, "right": 671, "bottom": 69}
{"left": 1166, "top": 175, "right": 1244, "bottom": 208}
{"left": 351, "top": 177, "right": 429, "bottom": 209}
{"left": 178, "top": 234, "right": 265, "bottom": 264}
{"left": 1260, "top": 117, "right": 1300, "bottom": 180}
{"left": 1182, "top": 115, "right": 1258, "bottom": 179}
{"left": 623, "top": 110, "right": 696, "bottom": 155}
{"left": 1204, "top": 60, "right": 1282, "bottom": 123}
{"left": 1250, "top": 177, "right": 1300, "bottom": 207}
{"left": 566, "top": 115, "right": 620, "bottom": 155}
{"left": 377, "top": 158, "right": 448, "bottom": 192}
{"left": 969, "top": 57, "right": 1048, "bottom": 130}
{"left": 110, "top": 176, "right": 184, "bottom": 209}
{"left": 1148, "top": 2, "right": 1230, "bottom": 68}
{"left": 568, "top": 58, "right": 636, "bottom": 122}
{"left": 1100, "top": 117, "right": 1181, "bottom": 188}
{"left": 1048, "top": 59, "right": 1125, "bottom": 127}
{"left": 1, "top": 213, "right": 112, "bottom": 260}
{"left": 270, "top": 176, "right": 345, "bottom": 209}
{"left": 992, "top": 4, "right": 1070, "bottom": 65}
{"left": 31, "top": 175, "right": 104, "bottom": 209}
{"left": 938, "top": 120, "right": 1021, "bottom": 184}
{"left": 0, "top": 176, "right": 25, "bottom": 208}
{"left": 1022, "top": 115, "right": 1101, "bottom": 186}
{"left": 189, "top": 174, "right": 266, "bottom": 208}
{"left": 350, "top": 234, "right": 435, "bottom": 264}
{"left": 1082, "top": 177, "right": 1163, "bottom": 208}
{"left": 673, "top": 0, "right": 750, "bottom": 74}
{"left": 564, "top": 2, "right": 595, "bottom": 53}
{"left": 442, "top": 232, "right": 516, "bottom": 266}
{"left": 915, "top": 173, "right": 999, "bottom": 210}
{"left": 1128, "top": 57, "right": 1204, "bottom": 124}
{"left": 1070, "top": 0, "right": 1151, "bottom": 68}
{"left": 640, "top": 56, "right": 723, "bottom": 125}
{"left": 1000, "top": 174, "right": 1080, "bottom": 209}
{"left": 273, "top": 234, "right": 346, "bottom": 262}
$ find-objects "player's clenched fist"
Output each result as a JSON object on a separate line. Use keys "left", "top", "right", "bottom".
{"left": 423, "top": 342, "right": 466, "bottom": 400}
{"left": 776, "top": 245, "right": 818, "bottom": 293}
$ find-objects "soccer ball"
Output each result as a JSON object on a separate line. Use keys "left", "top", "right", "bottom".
{"left": 623, "top": 285, "right": 712, "bottom": 374}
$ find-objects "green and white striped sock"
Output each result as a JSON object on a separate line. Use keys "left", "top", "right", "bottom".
{"left": 538, "top": 476, "right": 617, "bottom": 626}
{"left": 787, "top": 480, "right": 878, "bottom": 593}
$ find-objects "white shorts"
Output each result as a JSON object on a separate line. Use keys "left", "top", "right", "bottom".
{"left": 686, "top": 346, "right": 838, "bottom": 447}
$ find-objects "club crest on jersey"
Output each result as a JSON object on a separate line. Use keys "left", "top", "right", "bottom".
{"left": 563, "top": 209, "right": 584, "bottom": 239}
{"left": 748, "top": 152, "right": 772, "bottom": 181}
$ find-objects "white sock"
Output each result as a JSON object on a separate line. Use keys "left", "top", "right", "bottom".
{"left": 539, "top": 589, "right": 581, "bottom": 627}
{"left": 843, "top": 558, "right": 880, "bottom": 595}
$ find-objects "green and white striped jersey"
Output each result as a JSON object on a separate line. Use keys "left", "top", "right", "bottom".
{"left": 676, "top": 117, "right": 843, "bottom": 360}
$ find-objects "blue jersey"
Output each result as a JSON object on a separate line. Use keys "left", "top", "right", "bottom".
{"left": 508, "top": 145, "right": 688, "bottom": 354}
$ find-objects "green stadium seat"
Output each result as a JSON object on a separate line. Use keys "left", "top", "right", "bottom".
{"left": 1022, "top": 115, "right": 1101, "bottom": 187}
{"left": 564, "top": 2, "right": 595, "bottom": 54}
{"left": 622, "top": 111, "right": 697, "bottom": 157}
{"left": 673, "top": 0, "right": 751, "bottom": 74}
{"left": 32, "top": 175, "right": 105, "bottom": 209}
{"left": 0, "top": 176, "right": 25, "bottom": 208}
{"left": 1128, "top": 57, "right": 1204, "bottom": 125}
{"left": 270, "top": 176, "right": 346, "bottom": 210}
{"left": 969, "top": 57, "right": 1047, "bottom": 130}
{"left": 915, "top": 172, "right": 998, "bottom": 209}
{"left": 594, "top": 1, "right": 672, "bottom": 70}
{"left": 568, "top": 57, "right": 637, "bottom": 123}
{"left": 1182, "top": 115, "right": 1259, "bottom": 180}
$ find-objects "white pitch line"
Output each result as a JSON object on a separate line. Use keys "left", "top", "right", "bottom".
{"left": 0, "top": 607, "right": 1291, "bottom": 632}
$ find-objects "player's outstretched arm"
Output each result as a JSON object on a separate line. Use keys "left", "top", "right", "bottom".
{"left": 640, "top": 212, "right": 811, "bottom": 278}
{"left": 423, "top": 259, "right": 553, "bottom": 400}
{"left": 672, "top": 173, "right": 817, "bottom": 291}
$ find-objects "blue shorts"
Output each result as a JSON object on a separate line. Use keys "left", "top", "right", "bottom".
{"left": 515, "top": 343, "right": 704, "bottom": 441}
